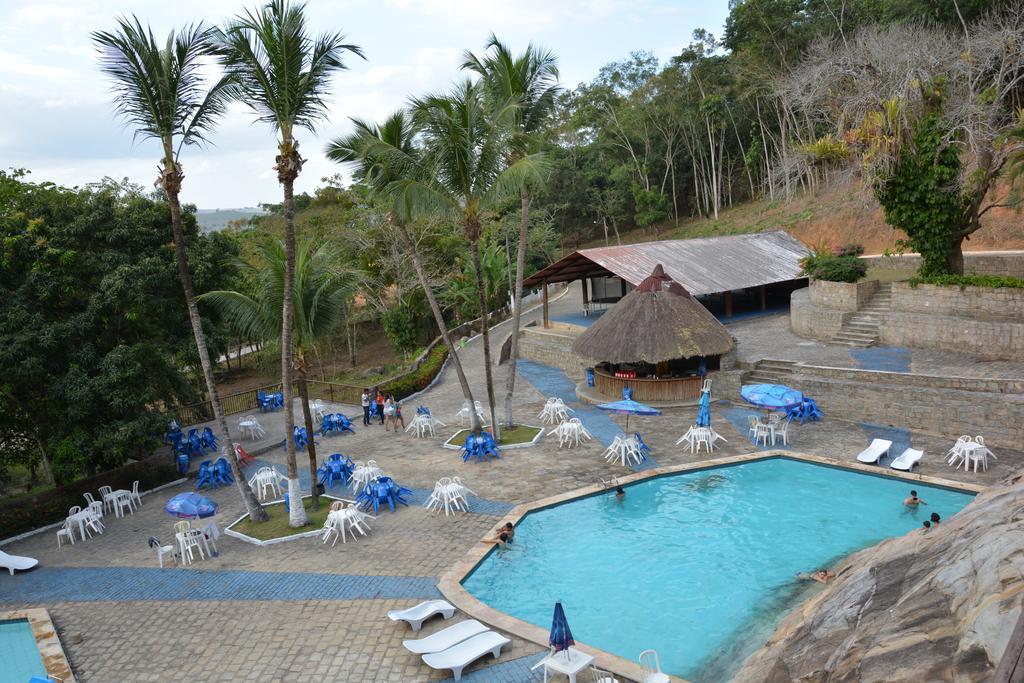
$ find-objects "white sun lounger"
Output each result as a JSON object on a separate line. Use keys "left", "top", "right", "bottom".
{"left": 404, "top": 619, "right": 489, "bottom": 654}
{"left": 890, "top": 448, "right": 923, "bottom": 471}
{"left": 856, "top": 438, "right": 893, "bottom": 464}
{"left": 421, "top": 630, "right": 511, "bottom": 681}
{"left": 0, "top": 549, "right": 39, "bottom": 575}
{"left": 387, "top": 599, "right": 456, "bottom": 631}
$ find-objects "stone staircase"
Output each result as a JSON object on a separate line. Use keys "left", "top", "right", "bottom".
{"left": 831, "top": 283, "right": 893, "bottom": 347}
{"left": 743, "top": 359, "right": 797, "bottom": 385}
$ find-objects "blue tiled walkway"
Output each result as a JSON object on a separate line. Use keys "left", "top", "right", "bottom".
{"left": 849, "top": 346, "right": 912, "bottom": 373}
{"left": 860, "top": 422, "right": 913, "bottom": 467}
{"left": 244, "top": 460, "right": 514, "bottom": 516}
{"left": 0, "top": 567, "right": 441, "bottom": 604}
{"left": 517, "top": 359, "right": 659, "bottom": 472}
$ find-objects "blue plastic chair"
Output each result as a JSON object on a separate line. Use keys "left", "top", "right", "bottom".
{"left": 335, "top": 414, "right": 355, "bottom": 434}
{"left": 272, "top": 392, "right": 285, "bottom": 408}
{"left": 213, "top": 457, "right": 234, "bottom": 486}
{"left": 320, "top": 414, "right": 336, "bottom": 437}
{"left": 195, "top": 460, "right": 216, "bottom": 490}
{"left": 257, "top": 390, "right": 273, "bottom": 413}
{"left": 201, "top": 427, "right": 219, "bottom": 450}
{"left": 634, "top": 432, "right": 652, "bottom": 457}
{"left": 355, "top": 476, "right": 410, "bottom": 513}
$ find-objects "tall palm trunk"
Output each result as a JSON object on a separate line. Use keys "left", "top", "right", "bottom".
{"left": 502, "top": 189, "right": 530, "bottom": 427}
{"left": 278, "top": 140, "right": 307, "bottom": 527}
{"left": 468, "top": 229, "right": 499, "bottom": 439}
{"left": 296, "top": 361, "right": 319, "bottom": 510}
{"left": 162, "top": 147, "right": 266, "bottom": 522}
{"left": 394, "top": 217, "right": 481, "bottom": 432}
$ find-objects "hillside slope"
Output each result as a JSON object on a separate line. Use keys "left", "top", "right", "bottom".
{"left": 578, "top": 182, "right": 1024, "bottom": 254}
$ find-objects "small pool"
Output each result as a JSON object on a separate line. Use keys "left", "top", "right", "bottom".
{"left": 0, "top": 618, "right": 46, "bottom": 683}
{"left": 463, "top": 457, "right": 974, "bottom": 681}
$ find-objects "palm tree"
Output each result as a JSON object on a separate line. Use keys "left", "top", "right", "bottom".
{"left": 462, "top": 36, "right": 560, "bottom": 428}
{"left": 92, "top": 17, "right": 268, "bottom": 522}
{"left": 216, "top": 0, "right": 362, "bottom": 526}
{"left": 326, "top": 112, "right": 483, "bottom": 431}
{"left": 201, "top": 239, "right": 350, "bottom": 510}
{"left": 409, "top": 81, "right": 547, "bottom": 437}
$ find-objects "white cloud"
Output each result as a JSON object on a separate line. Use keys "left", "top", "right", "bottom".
{"left": 0, "top": 49, "right": 77, "bottom": 81}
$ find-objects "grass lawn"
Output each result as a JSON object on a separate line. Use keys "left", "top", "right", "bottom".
{"left": 230, "top": 496, "right": 335, "bottom": 541}
{"left": 450, "top": 424, "right": 542, "bottom": 446}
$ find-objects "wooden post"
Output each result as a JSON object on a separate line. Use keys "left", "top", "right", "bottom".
{"left": 620, "top": 278, "right": 627, "bottom": 299}
{"left": 542, "top": 280, "right": 550, "bottom": 328}
{"left": 725, "top": 291, "right": 733, "bottom": 318}
{"left": 760, "top": 285, "right": 767, "bottom": 311}
{"left": 581, "top": 278, "right": 589, "bottom": 314}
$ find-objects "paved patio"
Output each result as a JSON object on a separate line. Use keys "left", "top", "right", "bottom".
{"left": 1, "top": 286, "right": 1021, "bottom": 682}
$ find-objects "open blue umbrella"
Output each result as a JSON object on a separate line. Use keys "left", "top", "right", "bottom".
{"left": 696, "top": 386, "right": 711, "bottom": 427}
{"left": 597, "top": 387, "right": 661, "bottom": 430}
{"left": 549, "top": 602, "right": 575, "bottom": 653}
{"left": 165, "top": 493, "right": 219, "bottom": 519}
{"left": 741, "top": 383, "right": 804, "bottom": 411}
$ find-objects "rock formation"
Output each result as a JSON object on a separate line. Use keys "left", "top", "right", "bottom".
{"left": 734, "top": 472, "right": 1024, "bottom": 682}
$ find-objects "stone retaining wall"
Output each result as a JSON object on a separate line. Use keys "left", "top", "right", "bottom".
{"left": 863, "top": 250, "right": 1024, "bottom": 278}
{"left": 785, "top": 364, "right": 1024, "bottom": 449}
{"left": 890, "top": 282, "right": 1024, "bottom": 322}
{"left": 879, "top": 311, "right": 1024, "bottom": 361}
{"left": 517, "top": 330, "right": 587, "bottom": 378}
{"left": 790, "top": 288, "right": 847, "bottom": 340}
{"left": 808, "top": 278, "right": 879, "bottom": 312}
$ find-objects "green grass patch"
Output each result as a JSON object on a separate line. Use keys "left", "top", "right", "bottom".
{"left": 451, "top": 425, "right": 542, "bottom": 446}
{"left": 230, "top": 496, "right": 334, "bottom": 541}
{"left": 908, "top": 273, "right": 1024, "bottom": 289}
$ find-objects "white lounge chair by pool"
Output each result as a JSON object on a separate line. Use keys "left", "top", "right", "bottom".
{"left": 421, "top": 630, "right": 510, "bottom": 681}
{"left": 403, "top": 619, "right": 488, "bottom": 654}
{"left": 856, "top": 438, "right": 892, "bottom": 464}
{"left": 0, "top": 549, "right": 38, "bottom": 575}
{"left": 387, "top": 599, "right": 456, "bottom": 631}
{"left": 890, "top": 448, "right": 923, "bottom": 472}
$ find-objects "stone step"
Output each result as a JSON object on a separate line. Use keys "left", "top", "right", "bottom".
{"left": 757, "top": 360, "right": 798, "bottom": 371}
{"left": 830, "top": 338, "right": 875, "bottom": 348}
{"left": 833, "top": 330, "right": 877, "bottom": 341}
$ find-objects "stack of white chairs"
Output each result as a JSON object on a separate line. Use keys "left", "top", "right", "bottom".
{"left": 322, "top": 502, "right": 375, "bottom": 545}
{"left": 455, "top": 401, "right": 486, "bottom": 427}
{"left": 603, "top": 435, "right": 644, "bottom": 467}
{"left": 948, "top": 435, "right": 997, "bottom": 472}
{"left": 248, "top": 466, "right": 283, "bottom": 500}
{"left": 238, "top": 414, "right": 266, "bottom": 440}
{"left": 407, "top": 412, "right": 447, "bottom": 438}
{"left": 350, "top": 460, "right": 384, "bottom": 492}
{"left": 538, "top": 397, "right": 573, "bottom": 425}
{"left": 551, "top": 418, "right": 592, "bottom": 448}
{"left": 424, "top": 476, "right": 477, "bottom": 515}
{"left": 310, "top": 399, "right": 328, "bottom": 422}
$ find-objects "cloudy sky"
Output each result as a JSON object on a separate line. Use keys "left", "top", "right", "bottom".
{"left": 0, "top": 1, "right": 729, "bottom": 209}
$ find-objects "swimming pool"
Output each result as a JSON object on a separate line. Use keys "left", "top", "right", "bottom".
{"left": 0, "top": 618, "right": 47, "bottom": 683}
{"left": 462, "top": 457, "right": 975, "bottom": 681}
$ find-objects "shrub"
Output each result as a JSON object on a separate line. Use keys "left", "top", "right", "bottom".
{"left": 908, "top": 274, "right": 1024, "bottom": 289}
{"left": 382, "top": 344, "right": 449, "bottom": 400}
{"left": 801, "top": 251, "right": 867, "bottom": 283}
{"left": 834, "top": 243, "right": 865, "bottom": 258}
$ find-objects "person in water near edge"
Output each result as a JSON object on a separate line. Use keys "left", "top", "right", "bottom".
{"left": 615, "top": 486, "right": 625, "bottom": 498}
{"left": 481, "top": 532, "right": 509, "bottom": 547}
{"left": 797, "top": 569, "right": 836, "bottom": 584}
{"left": 904, "top": 490, "right": 927, "bottom": 506}
{"left": 922, "top": 520, "right": 932, "bottom": 532}
{"left": 930, "top": 512, "right": 941, "bottom": 525}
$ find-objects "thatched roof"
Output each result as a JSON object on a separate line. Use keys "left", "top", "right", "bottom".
{"left": 572, "top": 264, "right": 735, "bottom": 364}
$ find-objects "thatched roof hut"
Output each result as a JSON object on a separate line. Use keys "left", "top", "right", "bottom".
{"left": 572, "top": 264, "right": 735, "bottom": 364}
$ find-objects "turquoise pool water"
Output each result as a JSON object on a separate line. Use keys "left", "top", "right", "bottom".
{"left": 463, "top": 457, "right": 974, "bottom": 681}
{"left": 0, "top": 618, "right": 46, "bottom": 683}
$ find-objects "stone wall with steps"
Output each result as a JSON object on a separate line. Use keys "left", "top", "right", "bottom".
{"left": 742, "top": 360, "right": 1024, "bottom": 449}
{"left": 516, "top": 328, "right": 588, "bottom": 378}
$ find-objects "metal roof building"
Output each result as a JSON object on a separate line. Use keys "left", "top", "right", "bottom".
{"left": 524, "top": 230, "right": 810, "bottom": 295}
{"left": 524, "top": 231, "right": 811, "bottom": 326}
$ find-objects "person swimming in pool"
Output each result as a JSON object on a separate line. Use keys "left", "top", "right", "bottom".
{"left": 904, "top": 490, "right": 927, "bottom": 506}
{"left": 481, "top": 532, "right": 510, "bottom": 547}
{"left": 922, "top": 520, "right": 932, "bottom": 532}
{"left": 615, "top": 486, "right": 625, "bottom": 499}
{"left": 502, "top": 522, "right": 515, "bottom": 542}
{"left": 797, "top": 569, "right": 836, "bottom": 584}
{"left": 930, "top": 512, "right": 941, "bottom": 525}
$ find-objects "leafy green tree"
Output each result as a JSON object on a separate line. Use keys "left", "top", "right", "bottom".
{"left": 0, "top": 173, "right": 235, "bottom": 486}
{"left": 463, "top": 34, "right": 560, "bottom": 428}
{"left": 202, "top": 239, "right": 351, "bottom": 510}
{"left": 92, "top": 18, "right": 267, "bottom": 520}
{"left": 217, "top": 0, "right": 362, "bottom": 526}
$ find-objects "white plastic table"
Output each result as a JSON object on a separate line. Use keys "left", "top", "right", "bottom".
{"left": 551, "top": 420, "right": 590, "bottom": 448}
{"left": 603, "top": 435, "right": 644, "bottom": 467}
{"left": 66, "top": 509, "right": 102, "bottom": 540}
{"left": 350, "top": 463, "right": 384, "bottom": 492}
{"left": 406, "top": 413, "right": 446, "bottom": 438}
{"left": 537, "top": 648, "right": 594, "bottom": 683}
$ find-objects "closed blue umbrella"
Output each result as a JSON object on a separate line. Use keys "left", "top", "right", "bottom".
{"left": 165, "top": 493, "right": 219, "bottom": 519}
{"left": 549, "top": 602, "right": 575, "bottom": 653}
{"left": 740, "top": 383, "right": 804, "bottom": 411}
{"left": 596, "top": 387, "right": 661, "bottom": 430}
{"left": 696, "top": 387, "right": 711, "bottom": 427}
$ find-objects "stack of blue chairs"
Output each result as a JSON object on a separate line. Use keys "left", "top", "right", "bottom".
{"left": 201, "top": 427, "right": 219, "bottom": 451}
{"left": 786, "top": 397, "right": 824, "bottom": 425}
{"left": 213, "top": 457, "right": 234, "bottom": 486}
{"left": 293, "top": 426, "right": 309, "bottom": 449}
{"left": 187, "top": 429, "right": 207, "bottom": 456}
{"left": 317, "top": 453, "right": 355, "bottom": 487}
{"left": 258, "top": 390, "right": 284, "bottom": 412}
{"left": 320, "top": 413, "right": 356, "bottom": 437}
{"left": 195, "top": 460, "right": 216, "bottom": 490}
{"left": 461, "top": 432, "right": 500, "bottom": 463}
{"left": 416, "top": 406, "right": 431, "bottom": 416}
{"left": 355, "top": 476, "right": 411, "bottom": 513}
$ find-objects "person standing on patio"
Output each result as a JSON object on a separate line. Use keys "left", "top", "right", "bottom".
{"left": 375, "top": 388, "right": 386, "bottom": 425}
{"left": 361, "top": 388, "right": 371, "bottom": 426}
{"left": 383, "top": 395, "right": 396, "bottom": 432}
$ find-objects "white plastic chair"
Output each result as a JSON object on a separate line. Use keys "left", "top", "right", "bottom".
{"left": 773, "top": 419, "right": 790, "bottom": 446}
{"left": 174, "top": 520, "right": 191, "bottom": 535}
{"left": 753, "top": 423, "right": 772, "bottom": 447}
{"left": 68, "top": 505, "right": 81, "bottom": 516}
{"left": 130, "top": 480, "right": 142, "bottom": 507}
{"left": 83, "top": 492, "right": 97, "bottom": 507}
{"left": 56, "top": 521, "right": 75, "bottom": 548}
{"left": 98, "top": 485, "right": 114, "bottom": 514}
{"left": 946, "top": 435, "right": 971, "bottom": 467}
{"left": 638, "top": 649, "right": 670, "bottom": 683}
{"left": 149, "top": 536, "right": 177, "bottom": 568}
{"left": 178, "top": 529, "right": 207, "bottom": 565}
{"left": 747, "top": 416, "right": 761, "bottom": 440}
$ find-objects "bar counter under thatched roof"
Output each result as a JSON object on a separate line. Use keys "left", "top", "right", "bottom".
{"left": 572, "top": 264, "right": 735, "bottom": 364}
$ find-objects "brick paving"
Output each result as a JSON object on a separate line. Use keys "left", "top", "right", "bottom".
{"left": 2, "top": 283, "right": 1020, "bottom": 682}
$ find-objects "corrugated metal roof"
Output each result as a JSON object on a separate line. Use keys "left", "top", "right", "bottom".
{"left": 524, "top": 231, "right": 810, "bottom": 295}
